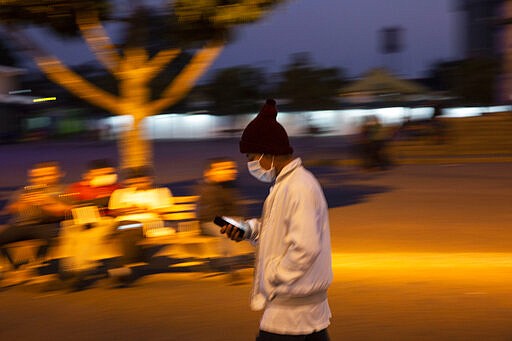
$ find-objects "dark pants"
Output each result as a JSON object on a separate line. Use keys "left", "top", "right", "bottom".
{"left": 0, "top": 223, "right": 60, "bottom": 268}
{"left": 256, "top": 329, "right": 329, "bottom": 341}
{"left": 114, "top": 225, "right": 144, "bottom": 266}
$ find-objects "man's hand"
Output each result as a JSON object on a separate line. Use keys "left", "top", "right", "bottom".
{"left": 220, "top": 224, "right": 245, "bottom": 242}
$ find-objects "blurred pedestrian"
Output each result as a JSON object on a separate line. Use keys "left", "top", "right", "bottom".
{"left": 359, "top": 115, "right": 390, "bottom": 170}
{"left": 222, "top": 99, "right": 333, "bottom": 340}
{"left": 431, "top": 102, "right": 447, "bottom": 144}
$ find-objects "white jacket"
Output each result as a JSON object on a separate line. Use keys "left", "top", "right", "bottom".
{"left": 245, "top": 158, "right": 332, "bottom": 334}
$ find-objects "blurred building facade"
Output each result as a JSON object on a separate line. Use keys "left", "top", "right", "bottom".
{"left": 458, "top": 0, "right": 504, "bottom": 58}
{"left": 498, "top": 1, "right": 512, "bottom": 103}
{"left": 0, "top": 65, "right": 25, "bottom": 95}
{"left": 457, "top": 0, "right": 512, "bottom": 103}
{"left": 0, "top": 65, "right": 32, "bottom": 143}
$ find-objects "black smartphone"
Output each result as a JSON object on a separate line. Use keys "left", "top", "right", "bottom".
{"left": 213, "top": 216, "right": 246, "bottom": 238}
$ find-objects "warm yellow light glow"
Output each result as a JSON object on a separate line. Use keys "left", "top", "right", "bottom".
{"left": 33, "top": 97, "right": 57, "bottom": 103}
{"left": 332, "top": 252, "right": 512, "bottom": 270}
{"left": 206, "top": 161, "right": 238, "bottom": 183}
{"left": 331, "top": 252, "right": 512, "bottom": 285}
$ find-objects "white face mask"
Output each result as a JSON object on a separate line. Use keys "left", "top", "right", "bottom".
{"left": 90, "top": 174, "right": 118, "bottom": 187}
{"left": 247, "top": 154, "right": 276, "bottom": 183}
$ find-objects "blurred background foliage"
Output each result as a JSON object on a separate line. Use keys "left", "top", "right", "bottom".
{"left": 0, "top": 0, "right": 502, "bottom": 115}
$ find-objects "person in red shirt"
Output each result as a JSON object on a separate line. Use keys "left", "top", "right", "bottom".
{"left": 67, "top": 159, "right": 120, "bottom": 209}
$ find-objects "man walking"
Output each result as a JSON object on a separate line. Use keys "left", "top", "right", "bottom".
{"left": 221, "top": 99, "right": 333, "bottom": 340}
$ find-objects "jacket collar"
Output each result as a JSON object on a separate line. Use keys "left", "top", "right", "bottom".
{"left": 275, "top": 157, "right": 302, "bottom": 183}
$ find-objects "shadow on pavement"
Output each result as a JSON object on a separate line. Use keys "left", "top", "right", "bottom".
{"left": 14, "top": 244, "right": 255, "bottom": 292}
{"left": 162, "top": 165, "right": 392, "bottom": 217}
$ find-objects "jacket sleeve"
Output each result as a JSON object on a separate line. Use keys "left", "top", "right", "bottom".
{"left": 107, "top": 189, "right": 124, "bottom": 210}
{"left": 245, "top": 218, "right": 261, "bottom": 245}
{"left": 150, "top": 187, "right": 173, "bottom": 209}
{"left": 268, "top": 186, "right": 322, "bottom": 287}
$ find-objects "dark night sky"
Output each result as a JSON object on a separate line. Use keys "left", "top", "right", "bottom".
{"left": 23, "top": 0, "right": 463, "bottom": 80}
{"left": 211, "top": 0, "right": 464, "bottom": 79}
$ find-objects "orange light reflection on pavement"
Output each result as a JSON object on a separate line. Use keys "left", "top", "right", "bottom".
{"left": 332, "top": 252, "right": 512, "bottom": 283}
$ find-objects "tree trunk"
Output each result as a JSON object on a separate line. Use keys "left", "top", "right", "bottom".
{"left": 118, "top": 117, "right": 152, "bottom": 170}
{"left": 118, "top": 52, "right": 154, "bottom": 170}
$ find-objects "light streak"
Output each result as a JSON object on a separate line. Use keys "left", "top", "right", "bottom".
{"left": 33, "top": 97, "right": 57, "bottom": 103}
{"left": 332, "top": 252, "right": 512, "bottom": 270}
{"left": 9, "top": 89, "right": 32, "bottom": 95}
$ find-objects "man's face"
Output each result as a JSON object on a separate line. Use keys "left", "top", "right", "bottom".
{"left": 124, "top": 176, "right": 152, "bottom": 190}
{"left": 87, "top": 167, "right": 118, "bottom": 187}
{"left": 205, "top": 161, "right": 238, "bottom": 183}
{"left": 29, "top": 166, "right": 61, "bottom": 186}
{"left": 246, "top": 153, "right": 273, "bottom": 170}
{"left": 85, "top": 167, "right": 116, "bottom": 181}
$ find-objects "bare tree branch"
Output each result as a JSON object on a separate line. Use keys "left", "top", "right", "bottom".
{"left": 76, "top": 9, "right": 122, "bottom": 76}
{"left": 145, "top": 48, "right": 181, "bottom": 80}
{"left": 36, "top": 56, "right": 120, "bottom": 114}
{"left": 148, "top": 42, "right": 224, "bottom": 114}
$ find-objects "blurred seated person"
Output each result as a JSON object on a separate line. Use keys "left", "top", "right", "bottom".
{"left": 196, "top": 158, "right": 245, "bottom": 235}
{"left": 57, "top": 159, "right": 120, "bottom": 286}
{"left": 0, "top": 162, "right": 72, "bottom": 276}
{"left": 67, "top": 159, "right": 120, "bottom": 210}
{"left": 106, "top": 166, "right": 173, "bottom": 283}
{"left": 195, "top": 158, "right": 246, "bottom": 272}
{"left": 108, "top": 166, "right": 173, "bottom": 221}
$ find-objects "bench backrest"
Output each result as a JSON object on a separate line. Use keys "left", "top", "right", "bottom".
{"left": 163, "top": 195, "right": 200, "bottom": 235}
{"left": 71, "top": 205, "right": 102, "bottom": 226}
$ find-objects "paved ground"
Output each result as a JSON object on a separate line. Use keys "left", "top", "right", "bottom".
{"left": 1, "top": 138, "right": 512, "bottom": 340}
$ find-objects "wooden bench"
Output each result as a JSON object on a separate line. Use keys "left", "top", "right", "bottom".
{"left": 0, "top": 196, "right": 252, "bottom": 277}
{"left": 53, "top": 197, "right": 207, "bottom": 262}
{"left": 0, "top": 239, "right": 51, "bottom": 287}
{"left": 161, "top": 195, "right": 201, "bottom": 236}
{"left": 142, "top": 195, "right": 221, "bottom": 258}
{"left": 144, "top": 195, "right": 254, "bottom": 260}
{"left": 1, "top": 239, "right": 47, "bottom": 269}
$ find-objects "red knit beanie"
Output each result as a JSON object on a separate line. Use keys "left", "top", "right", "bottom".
{"left": 239, "top": 99, "right": 293, "bottom": 155}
